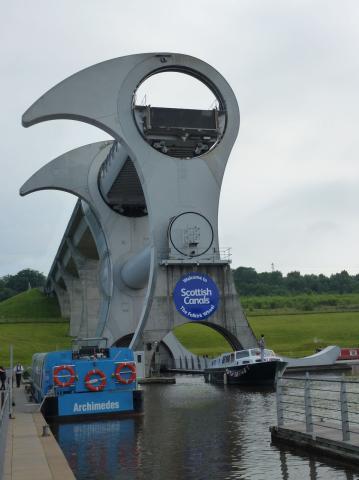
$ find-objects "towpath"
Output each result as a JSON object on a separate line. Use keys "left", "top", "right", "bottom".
{"left": 3, "top": 386, "right": 74, "bottom": 480}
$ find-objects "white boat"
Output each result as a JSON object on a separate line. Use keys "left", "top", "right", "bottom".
{"left": 204, "top": 348, "right": 287, "bottom": 387}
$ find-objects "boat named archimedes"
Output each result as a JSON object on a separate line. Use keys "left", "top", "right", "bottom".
{"left": 204, "top": 348, "right": 287, "bottom": 387}
{"left": 30, "top": 337, "right": 143, "bottom": 421}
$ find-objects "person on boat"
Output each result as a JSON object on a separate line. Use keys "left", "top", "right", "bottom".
{"left": 258, "top": 334, "right": 265, "bottom": 361}
{"left": 0, "top": 366, "right": 6, "bottom": 390}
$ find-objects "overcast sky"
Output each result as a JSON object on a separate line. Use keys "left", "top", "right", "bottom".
{"left": 1, "top": 0, "right": 358, "bottom": 277}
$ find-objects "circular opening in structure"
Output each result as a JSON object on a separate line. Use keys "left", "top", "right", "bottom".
{"left": 133, "top": 71, "right": 226, "bottom": 159}
{"left": 135, "top": 72, "right": 219, "bottom": 110}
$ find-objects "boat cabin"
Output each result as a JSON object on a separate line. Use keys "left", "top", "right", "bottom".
{"left": 209, "top": 349, "right": 281, "bottom": 369}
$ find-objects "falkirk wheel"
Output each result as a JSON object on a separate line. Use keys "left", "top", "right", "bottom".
{"left": 20, "top": 53, "right": 257, "bottom": 376}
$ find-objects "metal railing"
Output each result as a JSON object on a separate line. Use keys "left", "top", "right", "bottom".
{"left": 0, "top": 388, "right": 10, "bottom": 479}
{"left": 276, "top": 373, "right": 359, "bottom": 441}
{"left": 159, "top": 247, "right": 232, "bottom": 264}
{"left": 0, "top": 390, "right": 9, "bottom": 429}
{"left": 159, "top": 356, "right": 209, "bottom": 372}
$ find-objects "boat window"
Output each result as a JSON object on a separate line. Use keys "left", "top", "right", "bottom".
{"left": 251, "top": 349, "right": 261, "bottom": 356}
{"left": 222, "top": 357, "right": 226, "bottom": 364}
{"left": 236, "top": 350, "right": 249, "bottom": 359}
{"left": 230, "top": 353, "right": 235, "bottom": 362}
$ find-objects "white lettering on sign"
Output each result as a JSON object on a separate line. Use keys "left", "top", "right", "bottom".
{"left": 180, "top": 287, "right": 212, "bottom": 305}
{"left": 182, "top": 275, "right": 208, "bottom": 283}
{"left": 73, "top": 400, "right": 120, "bottom": 413}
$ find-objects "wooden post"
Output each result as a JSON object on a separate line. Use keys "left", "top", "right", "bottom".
{"left": 340, "top": 376, "right": 350, "bottom": 441}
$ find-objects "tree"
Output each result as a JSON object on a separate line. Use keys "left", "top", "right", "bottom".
{"left": 2, "top": 269, "right": 46, "bottom": 295}
{"left": 286, "top": 271, "right": 304, "bottom": 293}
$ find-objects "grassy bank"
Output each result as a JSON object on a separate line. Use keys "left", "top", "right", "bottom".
{"left": 0, "top": 323, "right": 71, "bottom": 367}
{"left": 1, "top": 289, "right": 358, "bottom": 366}
{"left": 174, "top": 311, "right": 359, "bottom": 359}
{"left": 0, "top": 289, "right": 69, "bottom": 366}
{"left": 249, "top": 311, "right": 359, "bottom": 357}
{"left": 241, "top": 293, "right": 359, "bottom": 315}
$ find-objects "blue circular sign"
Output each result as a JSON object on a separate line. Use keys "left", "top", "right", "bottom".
{"left": 173, "top": 273, "right": 219, "bottom": 321}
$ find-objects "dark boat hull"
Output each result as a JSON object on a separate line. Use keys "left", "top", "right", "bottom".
{"left": 204, "top": 360, "right": 287, "bottom": 387}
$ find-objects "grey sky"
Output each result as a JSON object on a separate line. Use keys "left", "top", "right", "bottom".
{"left": 1, "top": 0, "right": 358, "bottom": 276}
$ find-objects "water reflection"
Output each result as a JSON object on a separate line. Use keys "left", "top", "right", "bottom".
{"left": 53, "top": 376, "right": 359, "bottom": 480}
{"left": 52, "top": 419, "right": 141, "bottom": 478}
{"left": 274, "top": 442, "right": 359, "bottom": 480}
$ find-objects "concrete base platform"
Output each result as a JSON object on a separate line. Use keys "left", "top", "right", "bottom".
{"left": 138, "top": 377, "right": 176, "bottom": 384}
{"left": 3, "top": 387, "right": 75, "bottom": 480}
{"left": 271, "top": 422, "right": 359, "bottom": 466}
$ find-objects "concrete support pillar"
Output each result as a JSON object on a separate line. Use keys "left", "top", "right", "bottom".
{"left": 57, "top": 262, "right": 84, "bottom": 337}
{"left": 51, "top": 281, "right": 70, "bottom": 318}
{"left": 66, "top": 239, "right": 101, "bottom": 338}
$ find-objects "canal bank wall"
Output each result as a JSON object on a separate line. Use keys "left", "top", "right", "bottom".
{"left": 271, "top": 424, "right": 359, "bottom": 466}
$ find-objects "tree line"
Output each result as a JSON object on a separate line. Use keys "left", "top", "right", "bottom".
{"left": 0, "top": 269, "right": 46, "bottom": 302}
{"left": 233, "top": 267, "right": 359, "bottom": 296}
{"left": 1, "top": 267, "right": 359, "bottom": 302}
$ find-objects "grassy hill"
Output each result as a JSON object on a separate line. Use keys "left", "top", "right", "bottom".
{"left": 0, "top": 289, "right": 64, "bottom": 322}
{"left": 0, "top": 289, "right": 70, "bottom": 366}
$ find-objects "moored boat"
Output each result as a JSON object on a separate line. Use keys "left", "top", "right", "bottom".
{"left": 337, "top": 348, "right": 359, "bottom": 361}
{"left": 204, "top": 348, "right": 287, "bottom": 387}
{"left": 30, "top": 337, "right": 142, "bottom": 421}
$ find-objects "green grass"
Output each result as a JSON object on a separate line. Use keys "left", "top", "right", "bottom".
{"left": 249, "top": 311, "right": 359, "bottom": 358}
{"left": 0, "top": 289, "right": 63, "bottom": 321}
{"left": 174, "top": 323, "right": 231, "bottom": 357}
{"left": 0, "top": 323, "right": 71, "bottom": 367}
{"left": 0, "top": 290, "right": 69, "bottom": 367}
{"left": 174, "top": 311, "right": 359, "bottom": 359}
{"left": 241, "top": 293, "right": 359, "bottom": 315}
{"left": 1, "top": 289, "right": 358, "bottom": 366}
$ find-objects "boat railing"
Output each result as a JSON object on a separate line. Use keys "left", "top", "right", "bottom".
{"left": 276, "top": 373, "right": 359, "bottom": 442}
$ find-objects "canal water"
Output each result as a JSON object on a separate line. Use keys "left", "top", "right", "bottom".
{"left": 52, "top": 375, "right": 359, "bottom": 479}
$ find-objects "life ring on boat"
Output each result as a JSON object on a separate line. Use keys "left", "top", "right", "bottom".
{"left": 53, "top": 365, "right": 76, "bottom": 388}
{"left": 114, "top": 362, "right": 136, "bottom": 385}
{"left": 84, "top": 369, "right": 107, "bottom": 392}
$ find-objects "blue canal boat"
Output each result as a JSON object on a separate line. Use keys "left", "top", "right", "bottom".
{"left": 30, "top": 338, "right": 142, "bottom": 420}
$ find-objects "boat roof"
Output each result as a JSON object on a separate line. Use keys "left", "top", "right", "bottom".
{"left": 213, "top": 348, "right": 276, "bottom": 361}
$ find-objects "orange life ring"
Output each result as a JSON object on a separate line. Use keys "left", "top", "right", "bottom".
{"left": 84, "top": 369, "right": 107, "bottom": 392}
{"left": 114, "top": 362, "right": 136, "bottom": 385}
{"left": 53, "top": 365, "right": 76, "bottom": 388}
